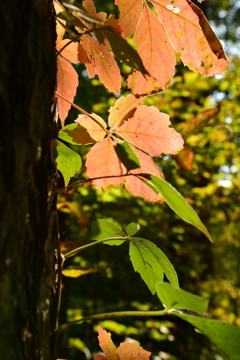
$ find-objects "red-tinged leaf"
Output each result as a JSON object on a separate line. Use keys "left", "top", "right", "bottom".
{"left": 178, "top": 105, "right": 221, "bottom": 137}
{"left": 152, "top": 0, "right": 229, "bottom": 76}
{"left": 75, "top": 114, "right": 107, "bottom": 142}
{"left": 54, "top": 0, "right": 66, "bottom": 42}
{"left": 57, "top": 39, "right": 78, "bottom": 63}
{"left": 115, "top": 0, "right": 143, "bottom": 37}
{"left": 102, "top": 15, "right": 122, "bottom": 36}
{"left": 174, "top": 145, "right": 194, "bottom": 171}
{"left": 116, "top": 341, "right": 151, "bottom": 360}
{"left": 186, "top": 0, "right": 227, "bottom": 64}
{"left": 99, "top": 26, "right": 149, "bottom": 76}
{"left": 95, "top": 327, "right": 151, "bottom": 360}
{"left": 116, "top": 105, "right": 184, "bottom": 156}
{"left": 97, "top": 327, "right": 118, "bottom": 360}
{"left": 86, "top": 137, "right": 124, "bottom": 190}
{"left": 81, "top": 35, "right": 121, "bottom": 94}
{"left": 94, "top": 15, "right": 123, "bottom": 50}
{"left": 128, "top": 5, "right": 176, "bottom": 95}
{"left": 125, "top": 146, "right": 164, "bottom": 203}
{"left": 108, "top": 94, "right": 145, "bottom": 130}
{"left": 78, "top": 43, "right": 90, "bottom": 63}
{"left": 56, "top": 57, "right": 78, "bottom": 122}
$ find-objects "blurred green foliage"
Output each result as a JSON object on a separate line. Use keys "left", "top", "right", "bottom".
{"left": 57, "top": 1, "right": 240, "bottom": 359}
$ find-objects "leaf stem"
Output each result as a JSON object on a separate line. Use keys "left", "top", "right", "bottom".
{"left": 57, "top": 173, "right": 140, "bottom": 194}
{"left": 55, "top": 92, "right": 108, "bottom": 133}
{"left": 64, "top": 237, "right": 127, "bottom": 259}
{"left": 56, "top": 309, "right": 167, "bottom": 333}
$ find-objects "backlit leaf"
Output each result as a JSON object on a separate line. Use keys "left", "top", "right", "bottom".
{"left": 54, "top": 0, "right": 66, "bottom": 41}
{"left": 58, "top": 39, "right": 79, "bottom": 63}
{"left": 186, "top": 0, "right": 229, "bottom": 65}
{"left": 86, "top": 137, "right": 124, "bottom": 190}
{"left": 81, "top": 34, "right": 121, "bottom": 94}
{"left": 58, "top": 123, "right": 96, "bottom": 145}
{"left": 115, "top": 141, "right": 140, "bottom": 171}
{"left": 96, "top": 327, "right": 118, "bottom": 360}
{"left": 124, "top": 146, "right": 164, "bottom": 203}
{"left": 128, "top": 5, "right": 176, "bottom": 95}
{"left": 141, "top": 175, "right": 213, "bottom": 241}
{"left": 108, "top": 94, "right": 145, "bottom": 130}
{"left": 115, "top": 0, "right": 143, "bottom": 37}
{"left": 153, "top": 0, "right": 229, "bottom": 76}
{"left": 95, "top": 14, "right": 122, "bottom": 47}
{"left": 75, "top": 113, "right": 107, "bottom": 142}
{"left": 116, "top": 340, "right": 151, "bottom": 360}
{"left": 81, "top": 0, "right": 107, "bottom": 25}
{"left": 99, "top": 26, "right": 149, "bottom": 76}
{"left": 156, "top": 282, "right": 208, "bottom": 313}
{"left": 130, "top": 238, "right": 178, "bottom": 294}
{"left": 95, "top": 326, "right": 152, "bottom": 360}
{"left": 78, "top": 43, "right": 90, "bottom": 63}
{"left": 126, "top": 223, "right": 139, "bottom": 237}
{"left": 56, "top": 56, "right": 78, "bottom": 122}
{"left": 56, "top": 140, "right": 82, "bottom": 186}
{"left": 175, "top": 313, "right": 240, "bottom": 360}
{"left": 90, "top": 219, "right": 127, "bottom": 245}
{"left": 116, "top": 105, "right": 184, "bottom": 156}
{"left": 86, "top": 137, "right": 165, "bottom": 202}
{"left": 84, "top": 92, "right": 184, "bottom": 202}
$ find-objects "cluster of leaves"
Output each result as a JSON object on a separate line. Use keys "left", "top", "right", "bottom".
{"left": 55, "top": 0, "right": 229, "bottom": 203}
{"left": 58, "top": 94, "right": 184, "bottom": 202}
{"left": 58, "top": 58, "right": 240, "bottom": 358}
{"left": 53, "top": 0, "right": 240, "bottom": 359}
{"left": 86, "top": 220, "right": 240, "bottom": 360}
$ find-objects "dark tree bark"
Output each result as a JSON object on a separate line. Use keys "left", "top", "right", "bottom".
{"left": 0, "top": 1, "right": 58, "bottom": 359}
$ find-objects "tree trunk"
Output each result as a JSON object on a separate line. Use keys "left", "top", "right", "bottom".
{"left": 0, "top": 1, "right": 58, "bottom": 359}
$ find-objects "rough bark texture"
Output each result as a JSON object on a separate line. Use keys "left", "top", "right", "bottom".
{"left": 0, "top": 1, "right": 57, "bottom": 359}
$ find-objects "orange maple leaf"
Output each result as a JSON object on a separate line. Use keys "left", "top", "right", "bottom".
{"left": 94, "top": 327, "right": 151, "bottom": 360}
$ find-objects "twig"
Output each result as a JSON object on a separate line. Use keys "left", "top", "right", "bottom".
{"left": 56, "top": 309, "right": 167, "bottom": 333}
{"left": 64, "top": 237, "right": 128, "bottom": 259}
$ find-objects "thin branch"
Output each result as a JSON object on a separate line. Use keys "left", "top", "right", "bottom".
{"left": 56, "top": 309, "right": 167, "bottom": 333}
{"left": 56, "top": 18, "right": 78, "bottom": 39}
{"left": 55, "top": 92, "right": 108, "bottom": 133}
{"left": 64, "top": 237, "right": 127, "bottom": 259}
{"left": 56, "top": 25, "right": 87, "bottom": 55}
{"left": 56, "top": 25, "right": 111, "bottom": 56}
{"left": 57, "top": 173, "right": 139, "bottom": 194}
{"left": 62, "top": 2, "right": 104, "bottom": 24}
